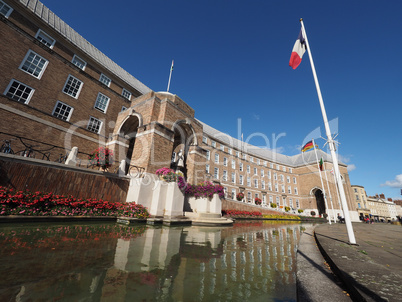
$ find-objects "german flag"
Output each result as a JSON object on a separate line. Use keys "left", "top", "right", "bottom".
{"left": 301, "top": 140, "right": 315, "bottom": 152}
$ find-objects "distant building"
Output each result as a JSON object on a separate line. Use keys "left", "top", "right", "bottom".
{"left": 367, "top": 194, "right": 398, "bottom": 222}
{"left": 351, "top": 185, "right": 370, "bottom": 220}
{"left": 0, "top": 0, "right": 359, "bottom": 220}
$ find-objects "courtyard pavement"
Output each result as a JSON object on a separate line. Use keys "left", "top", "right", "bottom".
{"left": 300, "top": 222, "right": 402, "bottom": 302}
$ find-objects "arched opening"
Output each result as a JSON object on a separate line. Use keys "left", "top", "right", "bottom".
{"left": 119, "top": 115, "right": 140, "bottom": 174}
{"left": 170, "top": 121, "right": 196, "bottom": 180}
{"left": 314, "top": 189, "right": 326, "bottom": 216}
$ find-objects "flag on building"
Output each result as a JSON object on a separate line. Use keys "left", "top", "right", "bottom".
{"left": 319, "top": 158, "right": 323, "bottom": 171}
{"left": 301, "top": 140, "right": 315, "bottom": 152}
{"left": 170, "top": 60, "right": 174, "bottom": 71}
{"left": 289, "top": 29, "right": 306, "bottom": 69}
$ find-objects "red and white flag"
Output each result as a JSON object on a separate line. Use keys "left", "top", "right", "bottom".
{"left": 289, "top": 29, "right": 306, "bottom": 69}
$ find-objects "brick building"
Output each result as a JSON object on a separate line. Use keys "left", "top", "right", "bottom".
{"left": 0, "top": 0, "right": 358, "bottom": 220}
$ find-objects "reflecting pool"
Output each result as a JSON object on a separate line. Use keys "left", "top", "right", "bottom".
{"left": 0, "top": 221, "right": 311, "bottom": 301}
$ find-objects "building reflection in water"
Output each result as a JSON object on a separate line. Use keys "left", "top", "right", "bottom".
{"left": 0, "top": 221, "right": 310, "bottom": 301}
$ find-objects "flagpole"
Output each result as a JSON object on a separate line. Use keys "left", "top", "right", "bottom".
{"left": 312, "top": 139, "right": 331, "bottom": 224}
{"left": 323, "top": 161, "right": 336, "bottom": 223}
{"left": 300, "top": 19, "right": 356, "bottom": 244}
{"left": 167, "top": 60, "right": 174, "bottom": 92}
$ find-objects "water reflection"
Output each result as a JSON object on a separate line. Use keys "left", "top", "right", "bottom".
{"left": 0, "top": 221, "right": 311, "bottom": 301}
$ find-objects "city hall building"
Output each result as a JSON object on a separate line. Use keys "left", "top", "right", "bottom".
{"left": 0, "top": 0, "right": 358, "bottom": 220}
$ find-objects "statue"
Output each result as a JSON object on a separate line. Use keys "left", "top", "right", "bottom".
{"left": 176, "top": 149, "right": 184, "bottom": 170}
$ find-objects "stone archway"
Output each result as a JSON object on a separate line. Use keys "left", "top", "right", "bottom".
{"left": 314, "top": 189, "right": 326, "bottom": 216}
{"left": 170, "top": 120, "right": 197, "bottom": 180}
{"left": 117, "top": 114, "right": 141, "bottom": 174}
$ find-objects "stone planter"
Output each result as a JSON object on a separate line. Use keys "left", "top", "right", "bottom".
{"left": 188, "top": 194, "right": 221, "bottom": 215}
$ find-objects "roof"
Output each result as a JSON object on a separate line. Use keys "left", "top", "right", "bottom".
{"left": 18, "top": 0, "right": 151, "bottom": 95}
{"left": 199, "top": 119, "right": 345, "bottom": 168}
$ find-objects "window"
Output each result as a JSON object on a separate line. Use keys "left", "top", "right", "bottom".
{"left": 202, "top": 136, "right": 208, "bottom": 144}
{"left": 239, "top": 162, "right": 243, "bottom": 171}
{"left": 288, "top": 186, "right": 291, "bottom": 194}
{"left": 289, "top": 168, "right": 292, "bottom": 173}
{"left": 72, "top": 55, "right": 86, "bottom": 70}
{"left": 231, "top": 189, "right": 236, "bottom": 200}
{"left": 275, "top": 183, "right": 278, "bottom": 192}
{"left": 87, "top": 116, "right": 102, "bottom": 133}
{"left": 63, "top": 75, "right": 83, "bottom": 98}
{"left": 247, "top": 177, "right": 251, "bottom": 187}
{"left": 94, "top": 93, "right": 110, "bottom": 113}
{"left": 274, "top": 172, "right": 277, "bottom": 180}
{"left": 280, "top": 174, "right": 284, "bottom": 182}
{"left": 247, "top": 165, "right": 250, "bottom": 173}
{"left": 254, "top": 179, "right": 258, "bottom": 188}
{"left": 263, "top": 161, "right": 267, "bottom": 167}
{"left": 261, "top": 180, "right": 265, "bottom": 189}
{"left": 212, "top": 141, "right": 216, "bottom": 148}
{"left": 276, "top": 164, "right": 279, "bottom": 170}
{"left": 35, "top": 29, "right": 55, "bottom": 48}
{"left": 99, "top": 74, "right": 111, "bottom": 87}
{"left": 293, "top": 177, "right": 297, "bottom": 184}
{"left": 0, "top": 1, "right": 13, "bottom": 18}
{"left": 122, "top": 88, "right": 131, "bottom": 100}
{"left": 19, "top": 50, "right": 48, "bottom": 79}
{"left": 243, "top": 154, "right": 247, "bottom": 160}
{"left": 268, "top": 171, "right": 271, "bottom": 179}
{"left": 239, "top": 175, "right": 244, "bottom": 185}
{"left": 358, "top": 203, "right": 361, "bottom": 209}
{"left": 247, "top": 192, "right": 252, "bottom": 202}
{"left": 223, "top": 170, "right": 227, "bottom": 181}
{"left": 294, "top": 187, "right": 298, "bottom": 195}
{"left": 289, "top": 198, "right": 293, "bottom": 208}
{"left": 254, "top": 167, "right": 257, "bottom": 175}
{"left": 232, "top": 160, "right": 236, "bottom": 169}
{"left": 5, "top": 80, "right": 34, "bottom": 104}
{"left": 220, "top": 145, "right": 224, "bottom": 151}
{"left": 261, "top": 169, "right": 264, "bottom": 177}
{"left": 228, "top": 148, "right": 232, "bottom": 155}
{"left": 270, "top": 163, "right": 273, "bottom": 168}
{"left": 356, "top": 195, "right": 360, "bottom": 201}
{"left": 281, "top": 185, "right": 285, "bottom": 193}
{"left": 214, "top": 167, "right": 219, "bottom": 179}
{"left": 250, "top": 156, "right": 253, "bottom": 162}
{"left": 215, "top": 153, "right": 219, "bottom": 163}
{"left": 206, "top": 150, "right": 210, "bottom": 160}
{"left": 283, "top": 166, "right": 286, "bottom": 172}
{"left": 223, "top": 157, "right": 228, "bottom": 166}
{"left": 121, "top": 106, "right": 127, "bottom": 112}
{"left": 262, "top": 195, "right": 266, "bottom": 204}
{"left": 236, "top": 151, "right": 240, "bottom": 158}
{"left": 224, "top": 187, "right": 228, "bottom": 198}
{"left": 206, "top": 164, "right": 210, "bottom": 174}
{"left": 287, "top": 176, "right": 290, "bottom": 183}
{"left": 276, "top": 196, "right": 280, "bottom": 206}
{"left": 354, "top": 188, "right": 358, "bottom": 193}
{"left": 269, "top": 195, "right": 273, "bottom": 203}
{"left": 52, "top": 101, "right": 73, "bottom": 121}
{"left": 231, "top": 172, "right": 235, "bottom": 183}
{"left": 268, "top": 182, "right": 272, "bottom": 191}
{"left": 257, "top": 159, "right": 260, "bottom": 165}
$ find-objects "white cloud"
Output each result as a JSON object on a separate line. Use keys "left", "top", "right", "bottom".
{"left": 252, "top": 114, "right": 260, "bottom": 120}
{"left": 381, "top": 174, "right": 402, "bottom": 188}
{"left": 347, "top": 164, "right": 356, "bottom": 172}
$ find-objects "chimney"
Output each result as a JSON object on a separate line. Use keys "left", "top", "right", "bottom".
{"left": 380, "top": 194, "right": 385, "bottom": 199}
{"left": 388, "top": 198, "right": 392, "bottom": 201}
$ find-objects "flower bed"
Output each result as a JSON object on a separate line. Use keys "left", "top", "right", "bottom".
{"left": 222, "top": 210, "right": 262, "bottom": 218}
{"left": 0, "top": 186, "right": 149, "bottom": 218}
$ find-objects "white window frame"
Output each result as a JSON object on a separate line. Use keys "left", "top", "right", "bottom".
{"left": 228, "top": 148, "right": 232, "bottom": 155}
{"left": 99, "top": 73, "right": 111, "bottom": 87}
{"left": 94, "top": 92, "right": 110, "bottom": 113}
{"left": 254, "top": 167, "right": 257, "bottom": 175}
{"left": 4, "top": 79, "right": 34, "bottom": 104}
{"left": 35, "top": 29, "right": 55, "bottom": 48}
{"left": 231, "top": 172, "right": 235, "bottom": 183}
{"left": 122, "top": 88, "right": 132, "bottom": 100}
{"left": 254, "top": 179, "right": 258, "bottom": 188}
{"left": 19, "top": 50, "right": 48, "bottom": 79}
{"left": 287, "top": 176, "right": 291, "bottom": 183}
{"left": 247, "top": 177, "right": 251, "bottom": 187}
{"left": 247, "top": 165, "right": 250, "bottom": 173}
{"left": 0, "top": 1, "right": 13, "bottom": 18}
{"left": 223, "top": 170, "right": 227, "bottom": 181}
{"left": 215, "top": 153, "right": 219, "bottom": 163}
{"left": 87, "top": 116, "right": 102, "bottom": 134}
{"left": 288, "top": 186, "right": 292, "bottom": 194}
{"left": 261, "top": 180, "right": 265, "bottom": 189}
{"left": 211, "top": 141, "right": 216, "bottom": 148}
{"left": 296, "top": 199, "right": 300, "bottom": 208}
{"left": 121, "top": 106, "right": 128, "bottom": 112}
{"left": 268, "top": 171, "right": 271, "bottom": 179}
{"left": 232, "top": 160, "right": 236, "bottom": 169}
{"left": 239, "top": 162, "right": 243, "bottom": 172}
{"left": 62, "top": 75, "right": 83, "bottom": 99}
{"left": 268, "top": 182, "right": 272, "bottom": 191}
{"left": 72, "top": 55, "right": 86, "bottom": 70}
{"left": 231, "top": 189, "right": 236, "bottom": 200}
{"left": 239, "top": 175, "right": 244, "bottom": 185}
{"left": 202, "top": 136, "right": 208, "bottom": 144}
{"left": 214, "top": 167, "right": 219, "bottom": 179}
{"left": 223, "top": 157, "right": 228, "bottom": 167}
{"left": 261, "top": 169, "right": 264, "bottom": 177}
{"left": 293, "top": 177, "right": 297, "bottom": 184}
{"left": 281, "top": 185, "right": 285, "bottom": 193}
{"left": 294, "top": 187, "right": 298, "bottom": 195}
{"left": 206, "top": 150, "right": 210, "bottom": 160}
{"left": 206, "top": 164, "right": 210, "bottom": 174}
{"left": 52, "top": 101, "right": 74, "bottom": 121}
{"left": 220, "top": 145, "right": 224, "bottom": 151}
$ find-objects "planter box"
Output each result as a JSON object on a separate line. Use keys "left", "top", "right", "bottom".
{"left": 188, "top": 194, "right": 221, "bottom": 215}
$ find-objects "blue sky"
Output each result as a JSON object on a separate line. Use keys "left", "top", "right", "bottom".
{"left": 39, "top": 0, "right": 402, "bottom": 199}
